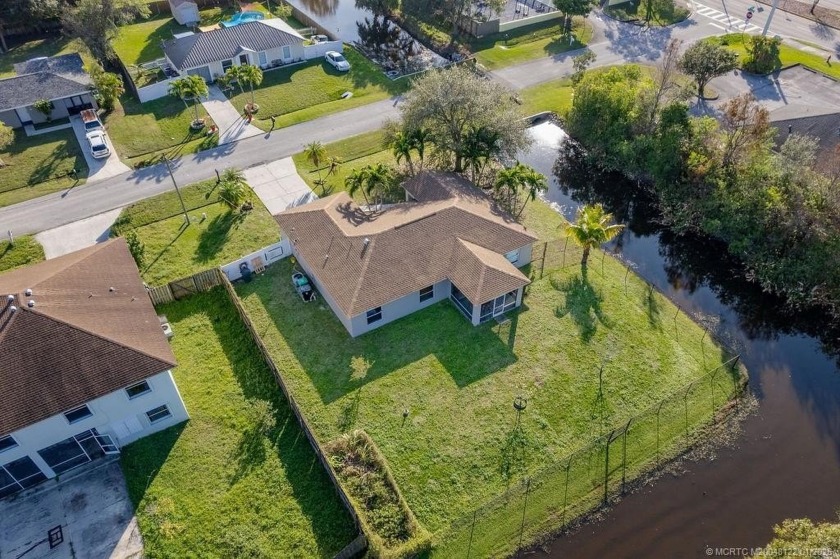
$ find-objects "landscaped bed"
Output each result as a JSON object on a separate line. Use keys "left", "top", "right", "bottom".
{"left": 111, "top": 178, "right": 279, "bottom": 285}
{"left": 234, "top": 198, "right": 740, "bottom": 554}
{"left": 120, "top": 290, "right": 357, "bottom": 558}
{"left": 226, "top": 48, "right": 409, "bottom": 132}
{"left": 0, "top": 128, "right": 88, "bottom": 207}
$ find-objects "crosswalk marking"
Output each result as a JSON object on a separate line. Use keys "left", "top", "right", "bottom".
{"left": 692, "top": 1, "right": 762, "bottom": 33}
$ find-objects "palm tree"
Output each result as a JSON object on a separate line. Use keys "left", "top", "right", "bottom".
{"left": 566, "top": 204, "right": 625, "bottom": 267}
{"left": 462, "top": 126, "right": 499, "bottom": 185}
{"left": 410, "top": 128, "right": 430, "bottom": 171}
{"left": 304, "top": 141, "right": 327, "bottom": 182}
{"left": 390, "top": 131, "right": 415, "bottom": 175}
{"left": 345, "top": 168, "right": 370, "bottom": 206}
{"left": 494, "top": 162, "right": 547, "bottom": 220}
{"left": 236, "top": 64, "right": 263, "bottom": 110}
{"left": 218, "top": 167, "right": 248, "bottom": 210}
{"left": 345, "top": 164, "right": 394, "bottom": 209}
{"left": 169, "top": 75, "right": 209, "bottom": 126}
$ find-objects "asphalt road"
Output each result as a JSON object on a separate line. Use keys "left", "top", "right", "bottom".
{"left": 0, "top": 0, "right": 834, "bottom": 237}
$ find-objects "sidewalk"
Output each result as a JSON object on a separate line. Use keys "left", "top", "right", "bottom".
{"left": 201, "top": 85, "right": 264, "bottom": 145}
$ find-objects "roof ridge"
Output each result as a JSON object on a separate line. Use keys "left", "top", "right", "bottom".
{"left": 24, "top": 306, "right": 176, "bottom": 369}
{"left": 349, "top": 236, "right": 376, "bottom": 314}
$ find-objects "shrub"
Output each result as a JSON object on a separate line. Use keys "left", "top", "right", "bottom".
{"left": 125, "top": 229, "right": 146, "bottom": 268}
{"left": 742, "top": 35, "right": 781, "bottom": 74}
{"left": 32, "top": 99, "right": 54, "bottom": 121}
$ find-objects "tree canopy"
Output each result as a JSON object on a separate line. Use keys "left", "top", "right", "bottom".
{"left": 61, "top": 0, "right": 149, "bottom": 61}
{"left": 398, "top": 65, "right": 529, "bottom": 174}
{"left": 678, "top": 40, "right": 738, "bottom": 98}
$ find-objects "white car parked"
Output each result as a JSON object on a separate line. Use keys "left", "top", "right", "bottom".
{"left": 86, "top": 130, "right": 111, "bottom": 159}
{"left": 325, "top": 51, "right": 351, "bottom": 72}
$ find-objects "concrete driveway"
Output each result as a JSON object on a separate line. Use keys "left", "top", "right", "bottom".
{"left": 244, "top": 157, "right": 318, "bottom": 215}
{"left": 34, "top": 208, "right": 123, "bottom": 259}
{"left": 0, "top": 460, "right": 142, "bottom": 559}
{"left": 70, "top": 117, "right": 132, "bottom": 183}
{"left": 202, "top": 85, "right": 264, "bottom": 145}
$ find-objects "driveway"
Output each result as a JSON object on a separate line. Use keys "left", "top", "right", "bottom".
{"left": 243, "top": 157, "right": 318, "bottom": 214}
{"left": 34, "top": 208, "right": 123, "bottom": 259}
{"left": 202, "top": 85, "right": 264, "bottom": 145}
{"left": 0, "top": 460, "right": 142, "bottom": 559}
{"left": 69, "top": 116, "right": 132, "bottom": 183}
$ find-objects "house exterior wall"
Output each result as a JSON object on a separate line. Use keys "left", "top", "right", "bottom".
{"left": 0, "top": 109, "right": 21, "bottom": 128}
{"left": 348, "top": 278, "right": 451, "bottom": 337}
{"left": 0, "top": 369, "right": 188, "bottom": 483}
{"left": 291, "top": 246, "right": 355, "bottom": 335}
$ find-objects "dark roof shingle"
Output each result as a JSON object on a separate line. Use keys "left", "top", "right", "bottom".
{"left": 164, "top": 20, "right": 303, "bottom": 70}
{"left": 0, "top": 239, "right": 176, "bottom": 434}
{"left": 0, "top": 53, "right": 91, "bottom": 113}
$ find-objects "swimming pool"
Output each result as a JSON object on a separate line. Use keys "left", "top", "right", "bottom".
{"left": 220, "top": 11, "right": 265, "bottom": 27}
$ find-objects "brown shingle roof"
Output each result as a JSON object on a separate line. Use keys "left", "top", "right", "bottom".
{"left": 276, "top": 172, "right": 537, "bottom": 317}
{"left": 0, "top": 239, "right": 176, "bottom": 434}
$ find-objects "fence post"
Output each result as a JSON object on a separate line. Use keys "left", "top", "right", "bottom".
{"left": 466, "top": 510, "right": 477, "bottom": 559}
{"left": 624, "top": 267, "right": 630, "bottom": 294}
{"left": 683, "top": 382, "right": 693, "bottom": 442}
{"left": 656, "top": 400, "right": 666, "bottom": 465}
{"left": 562, "top": 236, "right": 569, "bottom": 269}
{"left": 517, "top": 478, "right": 531, "bottom": 553}
{"left": 561, "top": 456, "right": 572, "bottom": 527}
{"left": 603, "top": 430, "right": 617, "bottom": 505}
{"left": 621, "top": 418, "right": 632, "bottom": 493}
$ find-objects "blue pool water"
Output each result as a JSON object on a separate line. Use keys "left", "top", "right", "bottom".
{"left": 220, "top": 11, "right": 265, "bottom": 27}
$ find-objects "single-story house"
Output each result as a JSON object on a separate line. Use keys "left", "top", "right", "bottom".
{"left": 0, "top": 238, "right": 188, "bottom": 500}
{"left": 162, "top": 19, "right": 306, "bottom": 82}
{"left": 169, "top": 0, "right": 200, "bottom": 25}
{"left": 0, "top": 53, "right": 96, "bottom": 129}
{"left": 275, "top": 172, "right": 539, "bottom": 337}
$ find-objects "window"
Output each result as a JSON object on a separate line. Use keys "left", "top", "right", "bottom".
{"left": 419, "top": 285, "right": 434, "bottom": 302}
{"left": 0, "top": 435, "right": 17, "bottom": 453}
{"left": 64, "top": 404, "right": 92, "bottom": 424}
{"left": 125, "top": 380, "right": 151, "bottom": 400}
{"left": 258, "top": 51, "right": 267, "bottom": 66}
{"left": 146, "top": 405, "right": 172, "bottom": 424}
{"left": 505, "top": 248, "right": 521, "bottom": 263}
{"left": 239, "top": 54, "right": 249, "bottom": 65}
{"left": 366, "top": 307, "right": 382, "bottom": 324}
{"left": 282, "top": 45, "right": 291, "bottom": 60}
{"left": 222, "top": 59, "right": 233, "bottom": 72}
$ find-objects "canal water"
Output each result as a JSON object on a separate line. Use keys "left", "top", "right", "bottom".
{"left": 521, "top": 122, "right": 840, "bottom": 558}
{"left": 284, "top": 0, "right": 371, "bottom": 42}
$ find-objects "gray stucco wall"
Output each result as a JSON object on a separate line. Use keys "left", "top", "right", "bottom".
{"left": 0, "top": 109, "right": 21, "bottom": 128}
{"left": 293, "top": 248, "right": 355, "bottom": 335}
{"left": 349, "top": 278, "right": 451, "bottom": 337}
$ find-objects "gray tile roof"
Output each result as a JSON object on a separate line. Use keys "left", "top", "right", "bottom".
{"left": 163, "top": 19, "right": 303, "bottom": 70}
{"left": 0, "top": 53, "right": 91, "bottom": 112}
{"left": 276, "top": 172, "right": 537, "bottom": 317}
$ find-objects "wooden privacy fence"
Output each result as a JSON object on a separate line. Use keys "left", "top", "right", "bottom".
{"left": 219, "top": 276, "right": 368, "bottom": 559}
{"left": 147, "top": 268, "right": 223, "bottom": 305}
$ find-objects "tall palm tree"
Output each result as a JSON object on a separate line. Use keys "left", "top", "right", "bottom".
{"left": 304, "top": 141, "right": 327, "bottom": 182}
{"left": 462, "top": 126, "right": 499, "bottom": 185}
{"left": 169, "top": 75, "right": 209, "bottom": 124}
{"left": 566, "top": 204, "right": 625, "bottom": 267}
{"left": 345, "top": 168, "right": 370, "bottom": 206}
{"left": 494, "top": 162, "right": 547, "bottom": 220}
{"left": 390, "top": 131, "right": 415, "bottom": 175}
{"left": 326, "top": 156, "right": 342, "bottom": 178}
{"left": 345, "top": 164, "right": 394, "bottom": 209}
{"left": 218, "top": 167, "right": 248, "bottom": 210}
{"left": 410, "top": 128, "right": 430, "bottom": 171}
{"left": 236, "top": 64, "right": 263, "bottom": 108}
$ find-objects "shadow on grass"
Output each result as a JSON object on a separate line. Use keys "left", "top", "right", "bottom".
{"left": 203, "top": 289, "right": 357, "bottom": 552}
{"left": 552, "top": 266, "right": 611, "bottom": 342}
{"left": 195, "top": 210, "right": 246, "bottom": 263}
{"left": 642, "top": 284, "right": 662, "bottom": 329}
{"left": 237, "top": 260, "right": 518, "bottom": 404}
{"left": 143, "top": 221, "right": 190, "bottom": 275}
{"left": 121, "top": 422, "right": 188, "bottom": 509}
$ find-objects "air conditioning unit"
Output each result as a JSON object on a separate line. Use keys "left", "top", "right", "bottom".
{"left": 158, "top": 314, "right": 174, "bottom": 340}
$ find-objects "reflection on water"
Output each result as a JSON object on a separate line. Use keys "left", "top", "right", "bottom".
{"left": 285, "top": 0, "right": 370, "bottom": 40}
{"left": 520, "top": 122, "right": 840, "bottom": 558}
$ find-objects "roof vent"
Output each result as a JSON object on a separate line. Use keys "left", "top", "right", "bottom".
{"left": 6, "top": 294, "right": 13, "bottom": 303}
{"left": 109, "top": 287, "right": 115, "bottom": 292}
{"left": 27, "top": 300, "right": 35, "bottom": 308}
{"left": 9, "top": 305, "right": 16, "bottom": 313}
{"left": 24, "top": 289, "right": 32, "bottom": 297}
{"left": 363, "top": 237, "right": 370, "bottom": 246}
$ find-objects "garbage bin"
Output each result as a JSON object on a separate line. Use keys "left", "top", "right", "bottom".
{"left": 239, "top": 262, "right": 253, "bottom": 282}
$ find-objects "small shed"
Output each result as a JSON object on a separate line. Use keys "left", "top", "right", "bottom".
{"left": 169, "top": 0, "right": 200, "bottom": 25}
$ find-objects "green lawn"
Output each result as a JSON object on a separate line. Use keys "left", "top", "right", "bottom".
{"left": 0, "top": 37, "right": 92, "bottom": 78}
{"left": 121, "top": 291, "right": 357, "bottom": 558}
{"left": 234, "top": 198, "right": 735, "bottom": 544}
{"left": 470, "top": 17, "right": 593, "bottom": 70}
{"left": 112, "top": 179, "right": 280, "bottom": 285}
{"left": 0, "top": 236, "right": 45, "bottom": 272}
{"left": 228, "top": 48, "right": 408, "bottom": 132}
{"left": 713, "top": 33, "right": 840, "bottom": 79}
{"left": 520, "top": 76, "right": 575, "bottom": 116}
{"left": 104, "top": 94, "right": 216, "bottom": 164}
{"left": 0, "top": 128, "right": 88, "bottom": 207}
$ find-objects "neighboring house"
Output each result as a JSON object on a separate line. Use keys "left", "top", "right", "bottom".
{"left": 0, "top": 53, "right": 96, "bottom": 129}
{"left": 162, "top": 19, "right": 306, "bottom": 82}
{"left": 169, "top": 0, "right": 200, "bottom": 25}
{"left": 772, "top": 112, "right": 840, "bottom": 173}
{"left": 0, "top": 239, "right": 188, "bottom": 500}
{"left": 275, "top": 172, "right": 539, "bottom": 337}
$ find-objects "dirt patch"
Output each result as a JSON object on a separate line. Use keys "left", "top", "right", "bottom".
{"left": 756, "top": 0, "right": 840, "bottom": 29}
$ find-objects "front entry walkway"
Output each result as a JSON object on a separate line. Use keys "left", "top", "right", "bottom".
{"left": 201, "top": 85, "right": 263, "bottom": 145}
{"left": 243, "top": 157, "right": 318, "bottom": 214}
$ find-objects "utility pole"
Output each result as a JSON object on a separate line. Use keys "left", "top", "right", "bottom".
{"left": 163, "top": 156, "right": 190, "bottom": 227}
{"left": 762, "top": 0, "right": 779, "bottom": 35}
